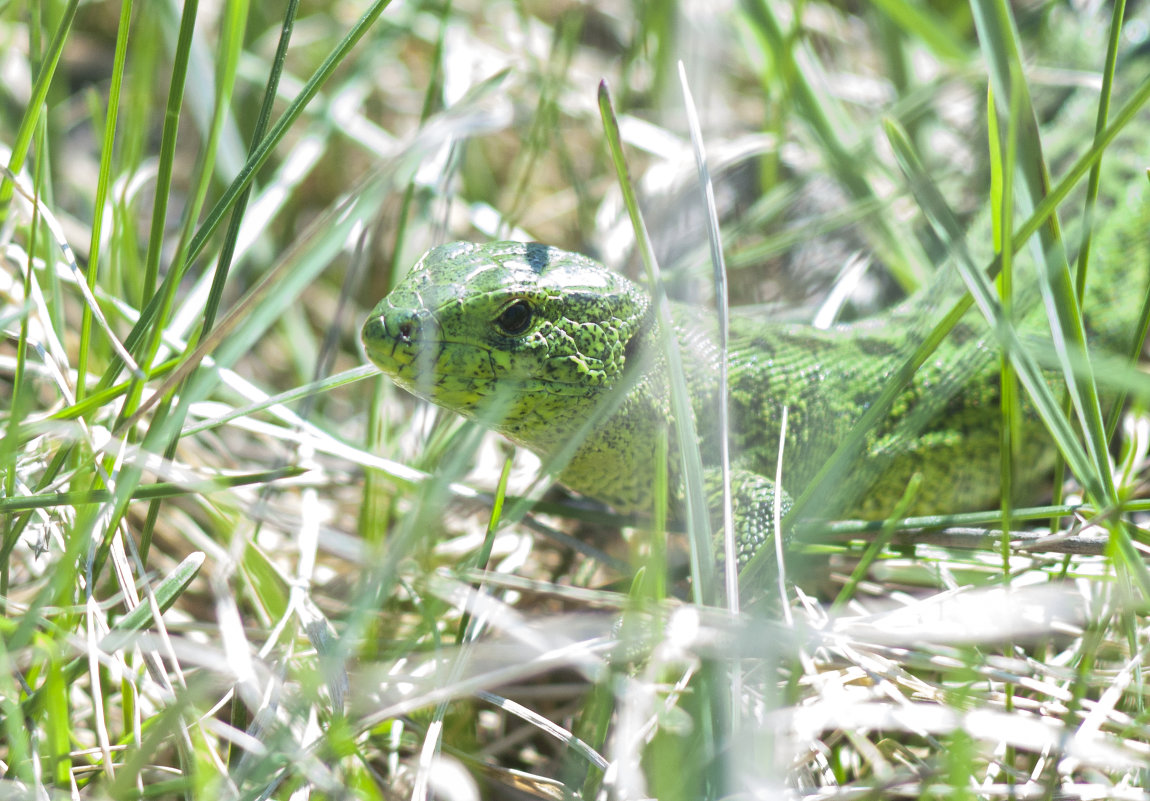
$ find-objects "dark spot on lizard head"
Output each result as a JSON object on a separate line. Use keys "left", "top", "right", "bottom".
{"left": 523, "top": 242, "right": 552, "bottom": 274}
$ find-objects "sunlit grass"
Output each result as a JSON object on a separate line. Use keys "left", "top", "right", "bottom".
{"left": 1, "top": 0, "right": 1149, "bottom": 798}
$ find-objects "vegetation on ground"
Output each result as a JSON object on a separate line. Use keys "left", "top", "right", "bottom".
{"left": 2, "top": 0, "right": 1150, "bottom": 798}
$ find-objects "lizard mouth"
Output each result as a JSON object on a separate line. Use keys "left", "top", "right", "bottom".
{"left": 362, "top": 315, "right": 494, "bottom": 411}
{"left": 362, "top": 315, "right": 530, "bottom": 415}
{"left": 362, "top": 312, "right": 487, "bottom": 382}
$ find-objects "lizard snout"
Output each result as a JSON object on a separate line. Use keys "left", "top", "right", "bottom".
{"left": 362, "top": 307, "right": 428, "bottom": 348}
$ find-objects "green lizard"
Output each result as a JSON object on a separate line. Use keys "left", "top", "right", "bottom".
{"left": 362, "top": 190, "right": 1148, "bottom": 567}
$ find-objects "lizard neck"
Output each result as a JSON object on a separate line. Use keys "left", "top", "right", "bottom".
{"left": 547, "top": 302, "right": 721, "bottom": 513}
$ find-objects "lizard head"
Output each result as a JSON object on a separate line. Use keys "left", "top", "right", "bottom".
{"left": 362, "top": 241, "right": 651, "bottom": 449}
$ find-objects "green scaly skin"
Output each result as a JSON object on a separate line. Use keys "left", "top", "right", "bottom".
{"left": 362, "top": 193, "right": 1149, "bottom": 567}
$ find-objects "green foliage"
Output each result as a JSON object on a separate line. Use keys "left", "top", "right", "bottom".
{"left": 1, "top": 0, "right": 1149, "bottom": 798}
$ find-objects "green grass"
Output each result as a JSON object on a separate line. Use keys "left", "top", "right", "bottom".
{"left": 2, "top": 0, "right": 1150, "bottom": 798}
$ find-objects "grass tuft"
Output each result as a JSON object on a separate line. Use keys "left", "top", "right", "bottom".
{"left": 2, "top": 0, "right": 1150, "bottom": 798}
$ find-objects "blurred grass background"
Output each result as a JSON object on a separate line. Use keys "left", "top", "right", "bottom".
{"left": 2, "top": 0, "right": 1150, "bottom": 798}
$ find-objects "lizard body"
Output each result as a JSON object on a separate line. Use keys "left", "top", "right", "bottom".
{"left": 362, "top": 191, "right": 1148, "bottom": 565}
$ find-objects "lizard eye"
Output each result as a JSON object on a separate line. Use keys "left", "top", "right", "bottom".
{"left": 495, "top": 299, "right": 534, "bottom": 336}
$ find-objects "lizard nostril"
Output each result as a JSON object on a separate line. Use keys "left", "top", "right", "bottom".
{"left": 384, "top": 309, "right": 422, "bottom": 343}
